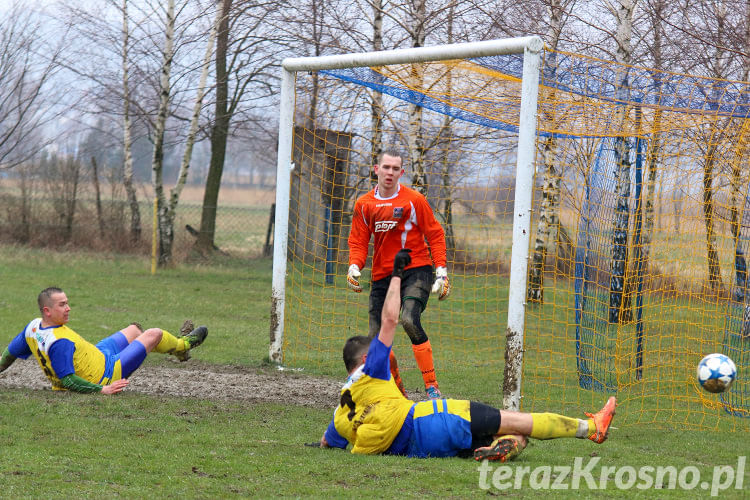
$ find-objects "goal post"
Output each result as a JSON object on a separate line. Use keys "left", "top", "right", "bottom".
{"left": 269, "top": 36, "right": 544, "bottom": 412}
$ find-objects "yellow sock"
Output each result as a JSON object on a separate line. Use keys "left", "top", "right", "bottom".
{"left": 154, "top": 329, "right": 187, "bottom": 354}
{"left": 530, "top": 412, "right": 592, "bottom": 440}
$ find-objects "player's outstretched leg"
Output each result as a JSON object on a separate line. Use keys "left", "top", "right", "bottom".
{"left": 153, "top": 322, "right": 208, "bottom": 361}
{"left": 472, "top": 397, "right": 617, "bottom": 461}
{"left": 526, "top": 396, "right": 617, "bottom": 443}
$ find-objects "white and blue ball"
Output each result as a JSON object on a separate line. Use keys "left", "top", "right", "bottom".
{"left": 697, "top": 353, "right": 737, "bottom": 393}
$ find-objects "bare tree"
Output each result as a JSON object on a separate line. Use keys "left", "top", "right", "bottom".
{"left": 0, "top": 2, "right": 64, "bottom": 169}
{"left": 607, "top": 0, "right": 636, "bottom": 323}
{"left": 150, "top": 0, "right": 178, "bottom": 266}
{"left": 150, "top": 0, "right": 219, "bottom": 266}
{"left": 195, "top": 0, "right": 279, "bottom": 254}
{"left": 121, "top": 0, "right": 142, "bottom": 243}
{"left": 370, "top": 0, "right": 385, "bottom": 167}
{"left": 527, "top": 0, "right": 576, "bottom": 303}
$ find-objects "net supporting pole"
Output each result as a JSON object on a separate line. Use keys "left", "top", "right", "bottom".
{"left": 269, "top": 67, "right": 295, "bottom": 363}
{"left": 502, "top": 38, "right": 543, "bottom": 411}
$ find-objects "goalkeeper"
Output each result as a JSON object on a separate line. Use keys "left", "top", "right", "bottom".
{"left": 347, "top": 149, "right": 450, "bottom": 399}
{"left": 0, "top": 287, "right": 207, "bottom": 394}
{"left": 320, "top": 249, "right": 617, "bottom": 460}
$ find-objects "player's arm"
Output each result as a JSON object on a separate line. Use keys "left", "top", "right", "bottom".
{"left": 347, "top": 201, "right": 371, "bottom": 292}
{"left": 318, "top": 419, "right": 348, "bottom": 449}
{"left": 59, "top": 374, "right": 129, "bottom": 394}
{"left": 0, "top": 347, "right": 16, "bottom": 374}
{"left": 1, "top": 331, "right": 33, "bottom": 374}
{"left": 378, "top": 249, "right": 412, "bottom": 348}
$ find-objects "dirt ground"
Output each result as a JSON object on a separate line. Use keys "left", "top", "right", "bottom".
{"left": 0, "top": 359, "right": 342, "bottom": 407}
{"left": 0, "top": 359, "right": 430, "bottom": 407}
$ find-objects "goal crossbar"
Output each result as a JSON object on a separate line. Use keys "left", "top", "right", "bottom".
{"left": 281, "top": 36, "right": 543, "bottom": 72}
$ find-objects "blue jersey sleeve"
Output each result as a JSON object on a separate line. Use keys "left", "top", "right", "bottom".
{"left": 324, "top": 419, "right": 348, "bottom": 449}
{"left": 7, "top": 331, "right": 32, "bottom": 359}
{"left": 363, "top": 337, "right": 391, "bottom": 381}
{"left": 48, "top": 339, "right": 76, "bottom": 379}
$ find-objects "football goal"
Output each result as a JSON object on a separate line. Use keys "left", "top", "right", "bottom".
{"left": 269, "top": 36, "right": 749, "bottom": 431}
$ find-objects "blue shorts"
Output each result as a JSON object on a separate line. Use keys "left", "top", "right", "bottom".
{"left": 95, "top": 331, "right": 147, "bottom": 382}
{"left": 407, "top": 399, "right": 473, "bottom": 458}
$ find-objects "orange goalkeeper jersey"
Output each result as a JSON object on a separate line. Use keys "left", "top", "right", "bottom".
{"left": 349, "top": 184, "right": 447, "bottom": 281}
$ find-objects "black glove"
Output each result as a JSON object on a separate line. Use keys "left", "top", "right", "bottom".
{"left": 392, "top": 249, "right": 412, "bottom": 278}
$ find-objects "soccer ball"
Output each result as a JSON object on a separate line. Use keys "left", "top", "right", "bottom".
{"left": 696, "top": 353, "right": 737, "bottom": 393}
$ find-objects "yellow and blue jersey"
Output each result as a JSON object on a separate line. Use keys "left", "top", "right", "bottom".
{"left": 327, "top": 337, "right": 414, "bottom": 454}
{"left": 324, "top": 337, "right": 475, "bottom": 457}
{"left": 7, "top": 318, "right": 119, "bottom": 389}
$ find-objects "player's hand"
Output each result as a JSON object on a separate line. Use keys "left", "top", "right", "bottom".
{"left": 392, "top": 249, "right": 412, "bottom": 278}
{"left": 101, "top": 378, "right": 129, "bottom": 395}
{"left": 431, "top": 266, "right": 451, "bottom": 300}
{"left": 347, "top": 264, "right": 362, "bottom": 293}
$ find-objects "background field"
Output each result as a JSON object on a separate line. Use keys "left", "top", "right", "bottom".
{"left": 0, "top": 245, "right": 748, "bottom": 498}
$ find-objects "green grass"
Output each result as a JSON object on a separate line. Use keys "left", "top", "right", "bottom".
{"left": 0, "top": 245, "right": 748, "bottom": 498}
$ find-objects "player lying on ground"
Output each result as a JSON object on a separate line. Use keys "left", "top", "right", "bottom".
{"left": 0, "top": 287, "right": 207, "bottom": 394}
{"left": 320, "top": 249, "right": 616, "bottom": 460}
{"left": 347, "top": 149, "right": 450, "bottom": 399}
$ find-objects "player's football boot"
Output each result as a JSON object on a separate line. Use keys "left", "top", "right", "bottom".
{"left": 184, "top": 325, "right": 208, "bottom": 349}
{"left": 585, "top": 396, "right": 617, "bottom": 444}
{"left": 173, "top": 321, "right": 208, "bottom": 362}
{"left": 172, "top": 320, "right": 194, "bottom": 362}
{"left": 473, "top": 435, "right": 524, "bottom": 462}
{"left": 426, "top": 385, "right": 442, "bottom": 399}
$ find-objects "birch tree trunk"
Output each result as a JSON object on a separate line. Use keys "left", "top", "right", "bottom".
{"left": 121, "top": 0, "right": 141, "bottom": 243}
{"left": 641, "top": 0, "right": 666, "bottom": 269}
{"left": 408, "top": 0, "right": 427, "bottom": 195}
{"left": 152, "top": 0, "right": 176, "bottom": 267}
{"left": 527, "top": 0, "right": 566, "bottom": 303}
{"left": 439, "top": 1, "right": 456, "bottom": 253}
{"left": 306, "top": 0, "right": 325, "bottom": 129}
{"left": 169, "top": 5, "right": 219, "bottom": 218}
{"left": 369, "top": 0, "right": 384, "bottom": 168}
{"left": 609, "top": 0, "right": 634, "bottom": 324}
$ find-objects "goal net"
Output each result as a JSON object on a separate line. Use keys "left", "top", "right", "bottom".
{"left": 271, "top": 39, "right": 749, "bottom": 432}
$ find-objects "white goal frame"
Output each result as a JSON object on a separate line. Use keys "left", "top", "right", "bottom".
{"left": 269, "top": 36, "right": 543, "bottom": 411}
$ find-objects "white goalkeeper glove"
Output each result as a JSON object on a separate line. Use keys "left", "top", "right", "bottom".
{"left": 347, "top": 264, "right": 362, "bottom": 293}
{"left": 431, "top": 266, "right": 451, "bottom": 300}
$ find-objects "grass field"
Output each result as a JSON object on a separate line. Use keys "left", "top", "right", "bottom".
{"left": 0, "top": 245, "right": 748, "bottom": 498}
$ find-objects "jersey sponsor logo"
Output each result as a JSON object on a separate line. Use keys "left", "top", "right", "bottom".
{"left": 392, "top": 207, "right": 403, "bottom": 219}
{"left": 375, "top": 202, "right": 392, "bottom": 208}
{"left": 374, "top": 220, "right": 398, "bottom": 232}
